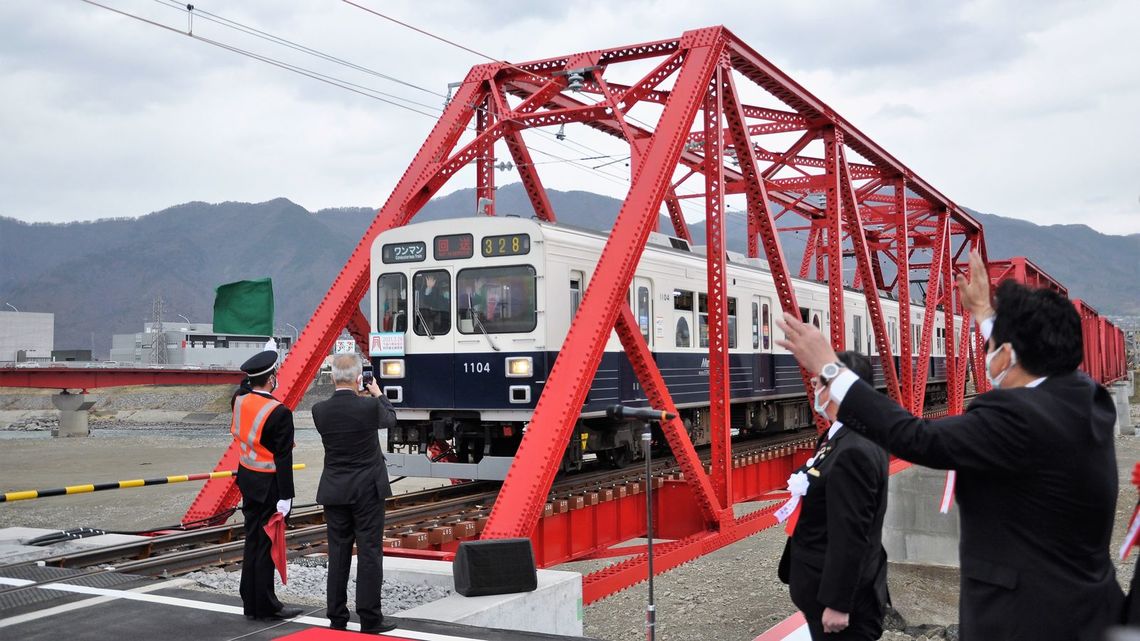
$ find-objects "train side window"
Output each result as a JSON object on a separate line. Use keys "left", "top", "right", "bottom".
{"left": 727, "top": 297, "right": 737, "bottom": 349}
{"left": 674, "top": 290, "right": 694, "bottom": 349}
{"left": 637, "top": 284, "right": 651, "bottom": 345}
{"left": 760, "top": 298, "right": 772, "bottom": 351}
{"left": 412, "top": 270, "right": 451, "bottom": 336}
{"left": 912, "top": 323, "right": 921, "bottom": 352}
{"left": 853, "top": 315, "right": 863, "bottom": 354}
{"left": 673, "top": 289, "right": 694, "bottom": 311}
{"left": 751, "top": 301, "right": 759, "bottom": 349}
{"left": 799, "top": 306, "right": 810, "bottom": 323}
{"left": 811, "top": 312, "right": 822, "bottom": 330}
{"left": 569, "top": 270, "right": 584, "bottom": 321}
{"left": 698, "top": 293, "right": 709, "bottom": 348}
{"left": 675, "top": 317, "right": 691, "bottom": 348}
{"left": 377, "top": 273, "right": 408, "bottom": 333}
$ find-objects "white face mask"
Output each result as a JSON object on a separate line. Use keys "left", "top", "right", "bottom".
{"left": 813, "top": 387, "right": 830, "bottom": 419}
{"left": 985, "top": 344, "right": 1017, "bottom": 389}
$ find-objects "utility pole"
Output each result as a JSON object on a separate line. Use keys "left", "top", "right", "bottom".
{"left": 150, "top": 297, "right": 167, "bottom": 364}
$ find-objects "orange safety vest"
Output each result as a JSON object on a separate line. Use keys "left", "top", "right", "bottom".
{"left": 230, "top": 392, "right": 282, "bottom": 473}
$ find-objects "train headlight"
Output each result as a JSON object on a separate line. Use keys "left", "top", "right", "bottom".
{"left": 505, "top": 356, "right": 533, "bottom": 378}
{"left": 380, "top": 359, "right": 405, "bottom": 378}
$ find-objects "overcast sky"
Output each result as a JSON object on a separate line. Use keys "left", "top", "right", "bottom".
{"left": 1, "top": 1, "right": 1137, "bottom": 235}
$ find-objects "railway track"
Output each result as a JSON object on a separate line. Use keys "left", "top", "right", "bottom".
{"left": 0, "top": 399, "right": 963, "bottom": 592}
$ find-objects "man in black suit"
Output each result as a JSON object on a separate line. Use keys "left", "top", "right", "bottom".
{"left": 312, "top": 354, "right": 398, "bottom": 634}
{"left": 777, "top": 250, "right": 1123, "bottom": 641}
{"left": 230, "top": 345, "right": 302, "bottom": 622}
{"left": 778, "top": 350, "right": 890, "bottom": 640}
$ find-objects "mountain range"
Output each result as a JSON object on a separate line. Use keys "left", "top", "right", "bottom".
{"left": 2, "top": 182, "right": 1137, "bottom": 357}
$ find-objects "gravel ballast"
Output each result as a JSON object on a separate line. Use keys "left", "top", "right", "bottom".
{"left": 184, "top": 557, "right": 451, "bottom": 615}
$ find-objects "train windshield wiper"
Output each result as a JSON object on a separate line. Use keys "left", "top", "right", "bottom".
{"left": 472, "top": 312, "right": 500, "bottom": 352}
{"left": 415, "top": 307, "right": 435, "bottom": 340}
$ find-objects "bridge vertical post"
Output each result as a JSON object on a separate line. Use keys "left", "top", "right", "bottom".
{"left": 704, "top": 63, "right": 733, "bottom": 514}
{"left": 894, "top": 178, "right": 913, "bottom": 410}
{"left": 821, "top": 127, "right": 847, "bottom": 356}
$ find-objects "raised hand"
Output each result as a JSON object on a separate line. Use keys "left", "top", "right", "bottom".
{"left": 955, "top": 250, "right": 994, "bottom": 320}
{"left": 775, "top": 312, "right": 838, "bottom": 376}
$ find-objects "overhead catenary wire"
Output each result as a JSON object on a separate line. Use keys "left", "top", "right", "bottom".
{"left": 79, "top": 0, "right": 441, "bottom": 118}
{"left": 150, "top": 0, "right": 447, "bottom": 100}
{"left": 82, "top": 1, "right": 710, "bottom": 222}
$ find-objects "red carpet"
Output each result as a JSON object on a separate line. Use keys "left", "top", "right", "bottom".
{"left": 275, "top": 628, "right": 417, "bottom": 640}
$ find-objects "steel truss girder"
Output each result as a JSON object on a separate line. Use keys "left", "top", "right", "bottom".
{"left": 184, "top": 26, "right": 986, "bottom": 599}
{"left": 483, "top": 28, "right": 727, "bottom": 539}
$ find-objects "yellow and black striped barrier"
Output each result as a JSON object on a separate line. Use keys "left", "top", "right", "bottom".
{"left": 0, "top": 463, "right": 306, "bottom": 503}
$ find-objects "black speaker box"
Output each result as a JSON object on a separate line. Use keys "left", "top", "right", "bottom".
{"left": 453, "top": 538, "right": 537, "bottom": 597}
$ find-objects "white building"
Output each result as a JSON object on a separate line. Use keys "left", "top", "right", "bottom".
{"left": 109, "top": 322, "right": 291, "bottom": 368}
{"left": 0, "top": 311, "right": 54, "bottom": 363}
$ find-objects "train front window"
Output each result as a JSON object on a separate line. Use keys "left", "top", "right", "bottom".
{"left": 377, "top": 273, "right": 408, "bottom": 332}
{"left": 412, "top": 270, "right": 451, "bottom": 336}
{"left": 457, "top": 265, "right": 537, "bottom": 334}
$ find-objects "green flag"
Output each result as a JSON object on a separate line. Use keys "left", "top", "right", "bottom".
{"left": 213, "top": 278, "right": 274, "bottom": 336}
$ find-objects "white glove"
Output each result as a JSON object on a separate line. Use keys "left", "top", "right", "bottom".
{"left": 276, "top": 498, "right": 292, "bottom": 516}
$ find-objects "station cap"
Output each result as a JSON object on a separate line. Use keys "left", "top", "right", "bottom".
{"left": 240, "top": 338, "right": 279, "bottom": 377}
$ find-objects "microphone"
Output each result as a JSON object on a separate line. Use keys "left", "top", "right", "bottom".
{"left": 606, "top": 405, "right": 677, "bottom": 422}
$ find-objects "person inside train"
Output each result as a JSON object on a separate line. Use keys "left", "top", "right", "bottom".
{"left": 776, "top": 249, "right": 1123, "bottom": 640}
{"left": 414, "top": 272, "right": 449, "bottom": 335}
{"left": 778, "top": 350, "right": 890, "bottom": 640}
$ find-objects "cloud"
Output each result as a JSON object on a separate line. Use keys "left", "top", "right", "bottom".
{"left": 0, "top": 0, "right": 1137, "bottom": 236}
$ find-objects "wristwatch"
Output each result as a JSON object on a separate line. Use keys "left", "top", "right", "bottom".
{"left": 819, "top": 362, "right": 846, "bottom": 386}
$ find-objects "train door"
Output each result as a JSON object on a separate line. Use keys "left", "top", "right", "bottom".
{"left": 620, "top": 277, "right": 655, "bottom": 404}
{"left": 409, "top": 267, "right": 456, "bottom": 409}
{"left": 752, "top": 295, "right": 774, "bottom": 391}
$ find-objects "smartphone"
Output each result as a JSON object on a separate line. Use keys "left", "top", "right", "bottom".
{"left": 361, "top": 364, "right": 375, "bottom": 390}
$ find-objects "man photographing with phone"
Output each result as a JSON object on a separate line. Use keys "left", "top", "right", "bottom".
{"left": 311, "top": 354, "right": 399, "bottom": 633}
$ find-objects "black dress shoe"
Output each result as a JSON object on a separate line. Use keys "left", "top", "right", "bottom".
{"left": 329, "top": 622, "right": 348, "bottom": 631}
{"left": 247, "top": 606, "right": 304, "bottom": 621}
{"left": 360, "top": 619, "right": 399, "bottom": 634}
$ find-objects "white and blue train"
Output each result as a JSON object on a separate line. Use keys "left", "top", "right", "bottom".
{"left": 369, "top": 216, "right": 959, "bottom": 480}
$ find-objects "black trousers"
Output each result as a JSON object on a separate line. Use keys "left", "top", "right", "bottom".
{"left": 240, "top": 497, "right": 284, "bottom": 618}
{"left": 790, "top": 561, "right": 883, "bottom": 641}
{"left": 325, "top": 487, "right": 386, "bottom": 630}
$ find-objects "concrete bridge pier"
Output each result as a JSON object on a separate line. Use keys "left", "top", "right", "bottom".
{"left": 51, "top": 392, "right": 96, "bottom": 437}
{"left": 1113, "top": 380, "right": 1133, "bottom": 436}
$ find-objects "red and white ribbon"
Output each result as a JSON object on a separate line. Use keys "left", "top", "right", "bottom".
{"left": 1120, "top": 503, "right": 1140, "bottom": 561}
{"left": 939, "top": 470, "right": 956, "bottom": 514}
{"left": 776, "top": 471, "right": 811, "bottom": 534}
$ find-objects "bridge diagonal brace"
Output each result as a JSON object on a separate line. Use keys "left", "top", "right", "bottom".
{"left": 834, "top": 133, "right": 901, "bottom": 402}
{"left": 480, "top": 29, "right": 727, "bottom": 540}
{"left": 720, "top": 68, "right": 822, "bottom": 428}
{"left": 502, "top": 127, "right": 557, "bottom": 222}
{"left": 183, "top": 71, "right": 491, "bottom": 525}
{"left": 615, "top": 307, "right": 722, "bottom": 523}
{"left": 913, "top": 211, "right": 949, "bottom": 415}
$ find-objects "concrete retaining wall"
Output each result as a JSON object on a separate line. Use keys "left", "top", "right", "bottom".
{"left": 883, "top": 465, "right": 960, "bottom": 567}
{"left": 387, "top": 556, "right": 583, "bottom": 636}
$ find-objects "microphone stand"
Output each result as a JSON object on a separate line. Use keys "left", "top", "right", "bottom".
{"left": 642, "top": 422, "right": 656, "bottom": 641}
